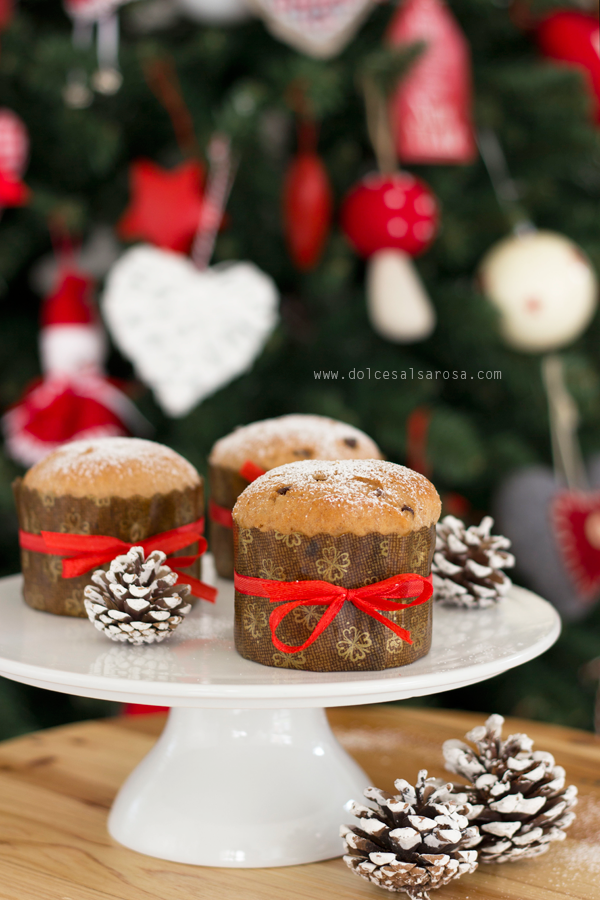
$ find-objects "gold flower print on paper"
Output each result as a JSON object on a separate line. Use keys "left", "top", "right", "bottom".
{"left": 316, "top": 545, "right": 350, "bottom": 583}
{"left": 239, "top": 529, "right": 254, "bottom": 554}
{"left": 46, "top": 557, "right": 63, "bottom": 583}
{"left": 127, "top": 521, "right": 145, "bottom": 543}
{"left": 380, "top": 540, "right": 390, "bottom": 559}
{"left": 60, "top": 512, "right": 90, "bottom": 535}
{"left": 64, "top": 593, "right": 84, "bottom": 616}
{"left": 293, "top": 605, "right": 323, "bottom": 630}
{"left": 41, "top": 494, "right": 56, "bottom": 509}
{"left": 336, "top": 626, "right": 372, "bottom": 662}
{"left": 243, "top": 604, "right": 268, "bottom": 639}
{"left": 411, "top": 531, "right": 430, "bottom": 570}
{"left": 362, "top": 575, "right": 379, "bottom": 587}
{"left": 386, "top": 633, "right": 404, "bottom": 654}
{"left": 259, "top": 558, "right": 285, "bottom": 581}
{"left": 275, "top": 531, "right": 302, "bottom": 549}
{"left": 88, "top": 495, "right": 111, "bottom": 507}
{"left": 272, "top": 651, "right": 307, "bottom": 669}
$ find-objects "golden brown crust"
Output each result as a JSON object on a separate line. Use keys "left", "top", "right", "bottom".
{"left": 23, "top": 437, "right": 200, "bottom": 499}
{"left": 232, "top": 459, "right": 441, "bottom": 537}
{"left": 209, "top": 414, "right": 382, "bottom": 472}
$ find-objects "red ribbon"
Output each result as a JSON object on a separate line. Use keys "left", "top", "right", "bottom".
{"left": 209, "top": 460, "right": 266, "bottom": 531}
{"left": 209, "top": 498, "right": 234, "bottom": 529}
{"left": 234, "top": 571, "right": 433, "bottom": 654}
{"left": 19, "top": 516, "right": 217, "bottom": 603}
{"left": 238, "top": 459, "right": 266, "bottom": 483}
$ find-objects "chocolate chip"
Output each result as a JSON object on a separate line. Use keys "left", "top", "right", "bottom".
{"left": 343, "top": 437, "right": 358, "bottom": 448}
{"left": 374, "top": 489, "right": 384, "bottom": 497}
{"left": 293, "top": 447, "right": 313, "bottom": 458}
{"left": 277, "top": 485, "right": 293, "bottom": 495}
{"left": 402, "top": 505, "right": 414, "bottom": 515}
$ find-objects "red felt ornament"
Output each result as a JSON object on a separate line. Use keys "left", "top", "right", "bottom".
{"left": 283, "top": 120, "right": 332, "bottom": 271}
{"left": 2, "top": 269, "right": 147, "bottom": 466}
{"left": 386, "top": 0, "right": 476, "bottom": 165}
{"left": 117, "top": 159, "right": 205, "bottom": 253}
{"left": 536, "top": 11, "right": 600, "bottom": 125}
{"left": 341, "top": 172, "right": 439, "bottom": 343}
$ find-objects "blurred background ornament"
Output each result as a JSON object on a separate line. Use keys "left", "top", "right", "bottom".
{"left": 2, "top": 269, "right": 146, "bottom": 466}
{"left": 536, "top": 10, "right": 600, "bottom": 125}
{"left": 117, "top": 159, "right": 205, "bottom": 252}
{"left": 173, "top": 0, "right": 251, "bottom": 24}
{"left": 63, "top": 0, "right": 130, "bottom": 102}
{"left": 479, "top": 230, "right": 598, "bottom": 354}
{"left": 246, "top": 0, "right": 375, "bottom": 57}
{"left": 387, "top": 0, "right": 476, "bottom": 164}
{"left": 282, "top": 97, "right": 332, "bottom": 271}
{"left": 341, "top": 171, "right": 439, "bottom": 342}
{"left": 29, "top": 225, "right": 121, "bottom": 297}
{"left": 0, "top": 109, "right": 30, "bottom": 212}
{"left": 104, "top": 135, "right": 278, "bottom": 417}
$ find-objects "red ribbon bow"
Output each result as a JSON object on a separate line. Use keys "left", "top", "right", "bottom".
{"left": 234, "top": 571, "right": 433, "bottom": 654}
{"left": 209, "top": 460, "right": 266, "bottom": 530}
{"left": 19, "top": 516, "right": 217, "bottom": 603}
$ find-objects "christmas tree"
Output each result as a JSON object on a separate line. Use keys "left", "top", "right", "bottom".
{"left": 0, "top": 0, "right": 599, "bottom": 736}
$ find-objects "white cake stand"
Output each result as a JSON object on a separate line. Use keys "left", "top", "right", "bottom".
{"left": 0, "top": 558, "right": 560, "bottom": 868}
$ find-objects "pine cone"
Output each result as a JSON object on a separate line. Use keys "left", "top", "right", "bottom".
{"left": 432, "top": 515, "right": 514, "bottom": 609}
{"left": 83, "top": 547, "right": 192, "bottom": 645}
{"left": 341, "top": 770, "right": 480, "bottom": 899}
{"left": 444, "top": 714, "right": 577, "bottom": 863}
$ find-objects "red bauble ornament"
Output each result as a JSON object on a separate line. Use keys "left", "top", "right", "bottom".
{"left": 283, "top": 123, "right": 332, "bottom": 271}
{"left": 118, "top": 159, "right": 205, "bottom": 253}
{"left": 387, "top": 0, "right": 476, "bottom": 165}
{"left": 537, "top": 12, "right": 600, "bottom": 124}
{"left": 340, "top": 172, "right": 439, "bottom": 259}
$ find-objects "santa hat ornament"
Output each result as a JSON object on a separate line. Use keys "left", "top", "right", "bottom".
{"left": 3, "top": 269, "right": 147, "bottom": 466}
{"left": 0, "top": 109, "right": 30, "bottom": 212}
{"left": 63, "top": 0, "right": 130, "bottom": 106}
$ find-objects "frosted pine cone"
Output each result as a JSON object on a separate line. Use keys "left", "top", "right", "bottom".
{"left": 341, "top": 770, "right": 480, "bottom": 899}
{"left": 432, "top": 515, "right": 514, "bottom": 609}
{"left": 83, "top": 547, "right": 192, "bottom": 645}
{"left": 444, "top": 714, "right": 577, "bottom": 863}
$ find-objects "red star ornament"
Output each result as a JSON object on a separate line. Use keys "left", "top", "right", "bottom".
{"left": 552, "top": 491, "right": 600, "bottom": 603}
{"left": 117, "top": 159, "right": 205, "bottom": 253}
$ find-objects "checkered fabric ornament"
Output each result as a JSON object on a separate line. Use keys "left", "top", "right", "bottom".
{"left": 247, "top": 0, "right": 375, "bottom": 57}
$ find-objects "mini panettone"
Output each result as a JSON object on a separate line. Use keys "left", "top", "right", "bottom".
{"left": 14, "top": 437, "right": 207, "bottom": 617}
{"left": 232, "top": 458, "right": 441, "bottom": 672}
{"left": 208, "top": 414, "right": 382, "bottom": 579}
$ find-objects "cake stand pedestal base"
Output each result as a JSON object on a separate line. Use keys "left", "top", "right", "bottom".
{"left": 108, "top": 706, "right": 370, "bottom": 867}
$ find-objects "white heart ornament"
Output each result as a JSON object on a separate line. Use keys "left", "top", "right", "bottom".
{"left": 102, "top": 245, "right": 279, "bottom": 417}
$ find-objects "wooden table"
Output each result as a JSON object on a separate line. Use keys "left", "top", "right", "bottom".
{"left": 0, "top": 706, "right": 597, "bottom": 899}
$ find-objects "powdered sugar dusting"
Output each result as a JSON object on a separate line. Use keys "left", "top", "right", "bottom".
{"left": 233, "top": 459, "right": 440, "bottom": 536}
{"left": 210, "top": 414, "right": 381, "bottom": 470}
{"left": 24, "top": 437, "right": 199, "bottom": 497}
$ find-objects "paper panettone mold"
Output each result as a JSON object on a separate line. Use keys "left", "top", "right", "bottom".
{"left": 14, "top": 437, "right": 204, "bottom": 617}
{"left": 209, "top": 414, "right": 382, "bottom": 580}
{"left": 232, "top": 459, "right": 440, "bottom": 672}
